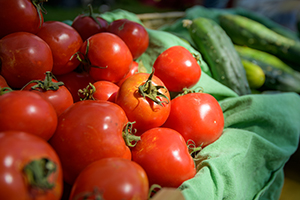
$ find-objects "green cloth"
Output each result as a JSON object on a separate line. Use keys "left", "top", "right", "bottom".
{"left": 100, "top": 9, "right": 300, "bottom": 200}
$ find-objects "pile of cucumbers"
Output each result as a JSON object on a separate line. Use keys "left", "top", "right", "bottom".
{"left": 182, "top": 7, "right": 300, "bottom": 95}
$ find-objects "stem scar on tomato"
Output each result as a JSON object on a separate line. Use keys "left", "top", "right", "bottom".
{"left": 122, "top": 121, "right": 141, "bottom": 147}
{"left": 31, "top": 0, "right": 48, "bottom": 28}
{"left": 138, "top": 70, "right": 170, "bottom": 106}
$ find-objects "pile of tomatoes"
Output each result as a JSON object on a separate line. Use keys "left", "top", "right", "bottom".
{"left": 0, "top": 1, "right": 225, "bottom": 200}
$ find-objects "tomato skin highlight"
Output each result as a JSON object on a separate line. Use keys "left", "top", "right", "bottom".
{"left": 131, "top": 127, "right": 196, "bottom": 188}
{"left": 49, "top": 100, "right": 131, "bottom": 185}
{"left": 69, "top": 158, "right": 149, "bottom": 200}
{"left": 0, "top": 130, "right": 63, "bottom": 200}
{"left": 163, "top": 92, "right": 224, "bottom": 147}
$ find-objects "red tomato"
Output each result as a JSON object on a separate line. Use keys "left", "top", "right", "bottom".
{"left": 0, "top": 75, "right": 9, "bottom": 89}
{"left": 115, "top": 72, "right": 171, "bottom": 135}
{"left": 71, "top": 4, "right": 108, "bottom": 41}
{"left": 22, "top": 72, "right": 74, "bottom": 116}
{"left": 36, "top": 21, "right": 83, "bottom": 75}
{"left": 0, "top": 32, "right": 53, "bottom": 89}
{"left": 153, "top": 45, "right": 201, "bottom": 92}
{"left": 49, "top": 100, "right": 131, "bottom": 185}
{"left": 55, "top": 69, "right": 95, "bottom": 102}
{"left": 163, "top": 92, "right": 224, "bottom": 147}
{"left": 78, "top": 81, "right": 119, "bottom": 102}
{"left": 131, "top": 127, "right": 196, "bottom": 188}
{"left": 69, "top": 158, "right": 149, "bottom": 200}
{"left": 0, "top": 90, "right": 57, "bottom": 141}
{"left": 79, "top": 32, "right": 133, "bottom": 83}
{"left": 117, "top": 60, "right": 139, "bottom": 87}
{"left": 0, "top": 0, "right": 44, "bottom": 38}
{"left": 107, "top": 19, "right": 149, "bottom": 60}
{"left": 0, "top": 130, "right": 63, "bottom": 200}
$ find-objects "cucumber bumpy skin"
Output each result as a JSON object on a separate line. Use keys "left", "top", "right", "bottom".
{"left": 219, "top": 14, "right": 300, "bottom": 67}
{"left": 184, "top": 17, "right": 251, "bottom": 96}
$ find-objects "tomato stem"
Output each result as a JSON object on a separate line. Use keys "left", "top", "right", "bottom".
{"left": 84, "top": 4, "right": 104, "bottom": 29}
{"left": 78, "top": 83, "right": 96, "bottom": 101}
{"left": 0, "top": 87, "right": 13, "bottom": 95}
{"left": 31, "top": 0, "right": 48, "bottom": 28}
{"left": 138, "top": 70, "right": 169, "bottom": 106}
{"left": 122, "top": 122, "right": 141, "bottom": 147}
{"left": 23, "top": 158, "right": 57, "bottom": 190}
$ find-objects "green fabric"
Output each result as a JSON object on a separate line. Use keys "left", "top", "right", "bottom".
{"left": 99, "top": 9, "right": 300, "bottom": 200}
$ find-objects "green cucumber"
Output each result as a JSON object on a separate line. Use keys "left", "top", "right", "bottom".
{"left": 184, "top": 17, "right": 251, "bottom": 96}
{"left": 241, "top": 59, "right": 265, "bottom": 89}
{"left": 219, "top": 14, "right": 300, "bottom": 67}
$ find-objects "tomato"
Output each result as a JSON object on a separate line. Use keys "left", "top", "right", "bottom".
{"left": 131, "top": 127, "right": 196, "bottom": 188}
{"left": 0, "top": 130, "right": 63, "bottom": 200}
{"left": 0, "top": 75, "right": 9, "bottom": 89}
{"left": 22, "top": 71, "right": 74, "bottom": 116}
{"left": 48, "top": 100, "right": 131, "bottom": 185}
{"left": 153, "top": 45, "right": 201, "bottom": 92}
{"left": 0, "top": 90, "right": 57, "bottom": 141}
{"left": 0, "top": 0, "right": 44, "bottom": 39}
{"left": 71, "top": 4, "right": 108, "bottom": 41}
{"left": 79, "top": 32, "right": 133, "bottom": 83}
{"left": 115, "top": 72, "right": 171, "bottom": 135}
{"left": 69, "top": 158, "right": 149, "bottom": 200}
{"left": 55, "top": 69, "right": 95, "bottom": 102}
{"left": 36, "top": 21, "right": 83, "bottom": 75}
{"left": 107, "top": 19, "right": 149, "bottom": 60}
{"left": 117, "top": 60, "right": 140, "bottom": 87}
{"left": 0, "top": 32, "right": 53, "bottom": 89}
{"left": 78, "top": 80, "right": 119, "bottom": 102}
{"left": 163, "top": 92, "right": 224, "bottom": 147}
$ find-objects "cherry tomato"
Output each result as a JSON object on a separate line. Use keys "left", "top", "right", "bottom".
{"left": 36, "top": 21, "right": 83, "bottom": 75}
{"left": 0, "top": 90, "right": 57, "bottom": 141}
{"left": 117, "top": 60, "right": 139, "bottom": 87}
{"left": 71, "top": 4, "right": 108, "bottom": 41}
{"left": 69, "top": 158, "right": 149, "bottom": 200}
{"left": 0, "top": 32, "right": 53, "bottom": 89}
{"left": 115, "top": 72, "right": 171, "bottom": 135}
{"left": 131, "top": 127, "right": 196, "bottom": 188}
{"left": 163, "top": 92, "right": 224, "bottom": 147}
{"left": 79, "top": 32, "right": 133, "bottom": 83}
{"left": 0, "top": 0, "right": 44, "bottom": 38}
{"left": 49, "top": 100, "right": 131, "bottom": 185}
{"left": 22, "top": 72, "right": 74, "bottom": 116}
{"left": 78, "top": 81, "right": 119, "bottom": 102}
{"left": 107, "top": 19, "right": 149, "bottom": 60}
{"left": 0, "top": 130, "right": 63, "bottom": 200}
{"left": 153, "top": 45, "right": 201, "bottom": 92}
{"left": 55, "top": 69, "right": 95, "bottom": 102}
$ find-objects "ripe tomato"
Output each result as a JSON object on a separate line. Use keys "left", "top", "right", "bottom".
{"left": 78, "top": 81, "right": 119, "bottom": 102}
{"left": 71, "top": 4, "right": 108, "bottom": 41}
{"left": 153, "top": 45, "right": 201, "bottom": 92}
{"left": 55, "top": 69, "right": 95, "bottom": 102}
{"left": 36, "top": 21, "right": 83, "bottom": 75}
{"left": 0, "top": 0, "right": 44, "bottom": 38}
{"left": 0, "top": 130, "right": 63, "bottom": 200}
{"left": 79, "top": 32, "right": 133, "bottom": 83}
{"left": 0, "top": 32, "right": 53, "bottom": 89}
{"left": 0, "top": 75, "right": 9, "bottom": 89}
{"left": 115, "top": 72, "right": 171, "bottom": 135}
{"left": 163, "top": 92, "right": 224, "bottom": 147}
{"left": 49, "top": 100, "right": 131, "bottom": 185}
{"left": 131, "top": 127, "right": 196, "bottom": 188}
{"left": 117, "top": 60, "right": 140, "bottom": 87}
{"left": 107, "top": 19, "right": 149, "bottom": 60}
{"left": 0, "top": 90, "right": 57, "bottom": 141}
{"left": 69, "top": 158, "right": 149, "bottom": 200}
{"left": 22, "top": 72, "right": 74, "bottom": 116}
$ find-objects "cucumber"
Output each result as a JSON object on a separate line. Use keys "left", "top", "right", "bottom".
{"left": 219, "top": 14, "right": 300, "bottom": 67}
{"left": 183, "top": 17, "right": 251, "bottom": 96}
{"left": 240, "top": 59, "right": 265, "bottom": 89}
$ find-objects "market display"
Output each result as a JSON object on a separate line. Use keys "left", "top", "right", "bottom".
{"left": 0, "top": 1, "right": 300, "bottom": 200}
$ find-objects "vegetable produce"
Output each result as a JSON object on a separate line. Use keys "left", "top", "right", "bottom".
{"left": 240, "top": 59, "right": 265, "bottom": 89}
{"left": 184, "top": 17, "right": 251, "bottom": 96}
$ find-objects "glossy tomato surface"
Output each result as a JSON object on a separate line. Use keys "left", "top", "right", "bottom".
{"left": 107, "top": 19, "right": 149, "bottom": 60}
{"left": 163, "top": 92, "right": 224, "bottom": 147}
{"left": 0, "top": 75, "right": 9, "bottom": 89}
{"left": 0, "top": 131, "right": 63, "bottom": 200}
{"left": 36, "top": 21, "right": 83, "bottom": 75}
{"left": 0, "top": 0, "right": 44, "bottom": 38}
{"left": 153, "top": 45, "right": 201, "bottom": 92}
{"left": 0, "top": 91, "right": 57, "bottom": 141}
{"left": 115, "top": 72, "right": 171, "bottom": 135}
{"left": 69, "top": 158, "right": 149, "bottom": 200}
{"left": 0, "top": 32, "right": 53, "bottom": 89}
{"left": 131, "top": 127, "right": 196, "bottom": 188}
{"left": 49, "top": 100, "right": 131, "bottom": 185}
{"left": 117, "top": 60, "right": 139, "bottom": 87}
